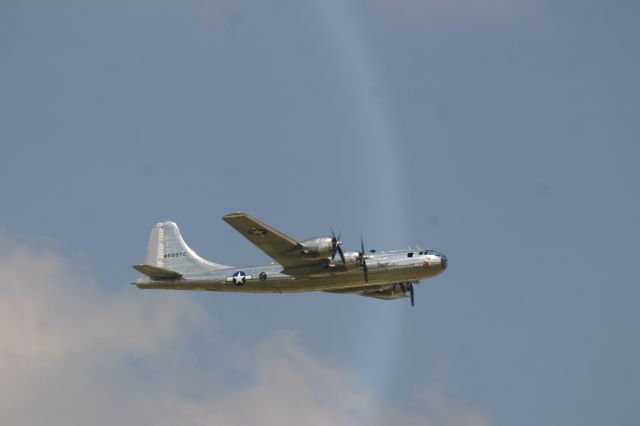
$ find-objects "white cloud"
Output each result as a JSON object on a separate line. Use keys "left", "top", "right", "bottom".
{"left": 0, "top": 232, "right": 211, "bottom": 425}
{"left": 184, "top": 331, "right": 374, "bottom": 426}
{"left": 369, "top": 386, "right": 494, "bottom": 426}
{"left": 0, "top": 231, "right": 491, "bottom": 426}
{"left": 186, "top": 337, "right": 493, "bottom": 426}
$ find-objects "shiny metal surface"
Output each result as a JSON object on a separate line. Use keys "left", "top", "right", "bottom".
{"left": 134, "top": 212, "right": 448, "bottom": 302}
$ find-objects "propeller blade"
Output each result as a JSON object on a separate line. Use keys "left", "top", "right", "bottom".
{"left": 337, "top": 245, "right": 346, "bottom": 264}
{"left": 330, "top": 229, "right": 345, "bottom": 264}
{"left": 331, "top": 229, "right": 338, "bottom": 259}
{"left": 360, "top": 234, "right": 368, "bottom": 283}
{"left": 409, "top": 283, "right": 415, "bottom": 307}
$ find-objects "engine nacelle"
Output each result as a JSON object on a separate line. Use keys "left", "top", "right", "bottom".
{"left": 376, "top": 283, "right": 408, "bottom": 297}
{"left": 366, "top": 283, "right": 415, "bottom": 300}
{"left": 299, "top": 236, "right": 334, "bottom": 259}
{"left": 341, "top": 250, "right": 363, "bottom": 265}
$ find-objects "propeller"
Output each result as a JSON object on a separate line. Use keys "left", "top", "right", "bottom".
{"left": 359, "top": 234, "right": 368, "bottom": 283}
{"left": 331, "top": 229, "right": 346, "bottom": 264}
{"left": 408, "top": 282, "right": 415, "bottom": 307}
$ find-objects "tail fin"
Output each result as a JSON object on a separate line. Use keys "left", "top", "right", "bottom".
{"left": 135, "top": 221, "right": 229, "bottom": 277}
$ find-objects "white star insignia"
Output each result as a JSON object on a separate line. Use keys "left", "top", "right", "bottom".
{"left": 232, "top": 272, "right": 246, "bottom": 285}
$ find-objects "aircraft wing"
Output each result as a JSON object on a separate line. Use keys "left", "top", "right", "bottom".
{"left": 352, "top": 290, "right": 408, "bottom": 301}
{"left": 324, "top": 283, "right": 411, "bottom": 301}
{"left": 223, "top": 212, "right": 303, "bottom": 269}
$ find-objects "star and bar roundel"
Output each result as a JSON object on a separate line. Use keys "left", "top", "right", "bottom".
{"left": 232, "top": 271, "right": 246, "bottom": 286}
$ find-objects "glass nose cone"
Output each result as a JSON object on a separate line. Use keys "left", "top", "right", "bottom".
{"left": 441, "top": 255, "right": 448, "bottom": 271}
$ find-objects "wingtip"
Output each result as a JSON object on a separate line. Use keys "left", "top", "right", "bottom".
{"left": 223, "top": 211, "right": 248, "bottom": 220}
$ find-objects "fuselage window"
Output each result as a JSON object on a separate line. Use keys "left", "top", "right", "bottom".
{"left": 407, "top": 252, "right": 414, "bottom": 258}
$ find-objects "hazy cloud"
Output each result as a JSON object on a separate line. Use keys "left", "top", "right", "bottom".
{"left": 0, "top": 232, "right": 211, "bottom": 425}
{"left": 184, "top": 331, "right": 374, "bottom": 426}
{"left": 0, "top": 231, "right": 491, "bottom": 426}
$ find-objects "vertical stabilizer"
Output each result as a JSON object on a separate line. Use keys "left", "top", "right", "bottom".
{"left": 141, "top": 221, "right": 229, "bottom": 275}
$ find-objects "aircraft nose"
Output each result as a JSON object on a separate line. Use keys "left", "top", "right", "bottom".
{"left": 440, "top": 254, "right": 448, "bottom": 271}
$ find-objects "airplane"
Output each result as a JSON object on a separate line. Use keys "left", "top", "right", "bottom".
{"left": 133, "top": 212, "right": 448, "bottom": 306}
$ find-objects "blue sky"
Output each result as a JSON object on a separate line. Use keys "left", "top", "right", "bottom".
{"left": 1, "top": 0, "right": 638, "bottom": 425}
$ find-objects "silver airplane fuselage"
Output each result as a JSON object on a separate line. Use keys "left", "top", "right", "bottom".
{"left": 137, "top": 249, "right": 447, "bottom": 293}
{"left": 134, "top": 213, "right": 448, "bottom": 303}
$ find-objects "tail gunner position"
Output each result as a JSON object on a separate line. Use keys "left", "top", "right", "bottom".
{"left": 133, "top": 212, "right": 448, "bottom": 306}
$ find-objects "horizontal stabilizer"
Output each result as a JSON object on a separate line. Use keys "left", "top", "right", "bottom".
{"left": 133, "top": 264, "right": 183, "bottom": 280}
